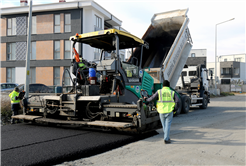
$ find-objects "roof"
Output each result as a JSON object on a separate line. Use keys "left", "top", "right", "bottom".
{"left": 70, "top": 29, "right": 147, "bottom": 51}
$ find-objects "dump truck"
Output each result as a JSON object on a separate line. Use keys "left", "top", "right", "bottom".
{"left": 129, "top": 9, "right": 210, "bottom": 115}
{"left": 13, "top": 9, "right": 198, "bottom": 133}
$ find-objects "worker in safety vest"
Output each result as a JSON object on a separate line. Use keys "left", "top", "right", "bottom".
{"left": 9, "top": 87, "right": 21, "bottom": 124}
{"left": 144, "top": 80, "right": 180, "bottom": 144}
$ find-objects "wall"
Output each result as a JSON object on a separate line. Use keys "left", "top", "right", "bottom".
{"left": 189, "top": 49, "right": 206, "bottom": 57}
{"left": 217, "top": 84, "right": 246, "bottom": 93}
{"left": 36, "top": 41, "right": 53, "bottom": 60}
{"left": 219, "top": 54, "right": 246, "bottom": 62}
{"left": 36, "top": 14, "right": 54, "bottom": 34}
{"left": 207, "top": 62, "right": 221, "bottom": 83}
{"left": 83, "top": 8, "right": 94, "bottom": 62}
{"left": 36, "top": 67, "right": 53, "bottom": 85}
{"left": 186, "top": 57, "right": 206, "bottom": 67}
{"left": 1, "top": 43, "right": 6, "bottom": 61}
{"left": 1, "top": 18, "right": 6, "bottom": 36}
{"left": 1, "top": 68, "right": 6, "bottom": 83}
{"left": 240, "top": 62, "right": 246, "bottom": 81}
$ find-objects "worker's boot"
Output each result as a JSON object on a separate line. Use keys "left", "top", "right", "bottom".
{"left": 164, "top": 139, "right": 171, "bottom": 144}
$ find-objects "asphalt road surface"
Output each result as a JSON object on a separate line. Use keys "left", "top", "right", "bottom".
{"left": 1, "top": 121, "right": 157, "bottom": 166}
{"left": 57, "top": 94, "right": 246, "bottom": 166}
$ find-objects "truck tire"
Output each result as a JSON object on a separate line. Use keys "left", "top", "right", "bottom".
{"left": 174, "top": 99, "right": 182, "bottom": 116}
{"left": 181, "top": 95, "right": 190, "bottom": 114}
{"left": 199, "top": 95, "right": 208, "bottom": 109}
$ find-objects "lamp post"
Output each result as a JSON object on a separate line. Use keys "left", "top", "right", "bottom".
{"left": 24, "top": 0, "right": 32, "bottom": 114}
{"left": 215, "top": 18, "right": 235, "bottom": 95}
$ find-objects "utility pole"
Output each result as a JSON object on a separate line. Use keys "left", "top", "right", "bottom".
{"left": 215, "top": 18, "right": 234, "bottom": 95}
{"left": 24, "top": 0, "right": 32, "bottom": 114}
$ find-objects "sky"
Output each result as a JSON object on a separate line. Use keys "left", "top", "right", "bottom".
{"left": 1, "top": 0, "right": 245, "bottom": 62}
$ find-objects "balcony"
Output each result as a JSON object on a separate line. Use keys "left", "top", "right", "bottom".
{"left": 220, "top": 61, "right": 240, "bottom": 78}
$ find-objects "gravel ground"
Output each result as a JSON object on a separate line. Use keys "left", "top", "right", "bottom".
{"left": 57, "top": 94, "right": 246, "bottom": 166}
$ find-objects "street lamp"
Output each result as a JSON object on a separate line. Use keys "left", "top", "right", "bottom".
{"left": 215, "top": 18, "right": 235, "bottom": 94}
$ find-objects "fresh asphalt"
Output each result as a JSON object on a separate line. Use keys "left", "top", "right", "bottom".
{"left": 1, "top": 122, "right": 157, "bottom": 166}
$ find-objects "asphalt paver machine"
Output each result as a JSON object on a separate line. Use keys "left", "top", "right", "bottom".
{"left": 14, "top": 29, "right": 161, "bottom": 133}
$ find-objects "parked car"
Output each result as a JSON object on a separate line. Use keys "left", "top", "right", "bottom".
{"left": 2, "top": 83, "right": 53, "bottom": 93}
{"left": 0, "top": 83, "right": 18, "bottom": 92}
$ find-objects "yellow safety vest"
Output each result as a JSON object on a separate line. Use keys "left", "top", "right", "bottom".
{"left": 156, "top": 87, "right": 175, "bottom": 114}
{"left": 9, "top": 90, "right": 20, "bottom": 104}
{"left": 78, "top": 58, "right": 86, "bottom": 70}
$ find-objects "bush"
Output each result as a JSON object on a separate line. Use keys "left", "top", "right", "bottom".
{"left": 1, "top": 98, "right": 11, "bottom": 117}
{"left": 1, "top": 96, "right": 12, "bottom": 124}
{"left": 220, "top": 92, "right": 235, "bottom": 96}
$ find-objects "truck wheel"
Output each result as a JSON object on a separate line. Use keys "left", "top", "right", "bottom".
{"left": 174, "top": 99, "right": 182, "bottom": 116}
{"left": 181, "top": 95, "right": 190, "bottom": 114}
{"left": 199, "top": 95, "right": 208, "bottom": 109}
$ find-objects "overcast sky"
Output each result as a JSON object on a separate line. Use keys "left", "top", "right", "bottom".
{"left": 1, "top": 0, "right": 245, "bottom": 62}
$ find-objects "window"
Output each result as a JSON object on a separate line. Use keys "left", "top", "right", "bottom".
{"left": 29, "top": 68, "right": 36, "bottom": 84}
{"left": 191, "top": 53, "right": 195, "bottom": 57}
{"left": 235, "top": 58, "right": 241, "bottom": 62}
{"left": 224, "top": 59, "right": 227, "bottom": 62}
{"left": 7, "top": 18, "right": 16, "bottom": 35}
{"left": 189, "top": 71, "right": 196, "bottom": 76}
{"left": 64, "top": 40, "right": 71, "bottom": 59}
{"left": 64, "top": 13, "right": 71, "bottom": 32}
{"left": 234, "top": 68, "right": 239, "bottom": 75}
{"left": 222, "top": 68, "right": 231, "bottom": 75}
{"left": 94, "top": 15, "right": 102, "bottom": 31}
{"left": 7, "top": 68, "right": 15, "bottom": 83}
{"left": 64, "top": 66, "right": 70, "bottom": 85}
{"left": 94, "top": 48, "right": 100, "bottom": 60}
{"left": 54, "top": 41, "right": 60, "bottom": 59}
{"left": 54, "top": 67, "right": 60, "bottom": 85}
{"left": 54, "top": 14, "right": 60, "bottom": 33}
{"left": 7, "top": 43, "right": 16, "bottom": 60}
{"left": 30, "top": 42, "right": 36, "bottom": 60}
{"left": 181, "top": 71, "right": 187, "bottom": 76}
{"left": 32, "top": 16, "right": 36, "bottom": 34}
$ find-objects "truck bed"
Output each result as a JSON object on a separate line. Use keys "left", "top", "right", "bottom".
{"left": 129, "top": 9, "right": 193, "bottom": 88}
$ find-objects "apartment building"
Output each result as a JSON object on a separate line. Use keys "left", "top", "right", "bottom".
{"left": 207, "top": 53, "right": 246, "bottom": 83}
{"left": 1, "top": 0, "right": 125, "bottom": 86}
{"left": 186, "top": 49, "right": 207, "bottom": 67}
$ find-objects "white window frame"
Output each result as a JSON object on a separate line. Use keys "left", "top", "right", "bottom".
{"left": 32, "top": 16, "right": 36, "bottom": 34}
{"left": 54, "top": 41, "right": 60, "bottom": 59}
{"left": 54, "top": 14, "right": 61, "bottom": 33}
{"left": 29, "top": 67, "right": 36, "bottom": 84}
{"left": 64, "top": 13, "right": 71, "bottom": 33}
{"left": 30, "top": 41, "right": 36, "bottom": 60}
{"left": 64, "top": 66, "right": 70, "bottom": 85}
{"left": 64, "top": 40, "right": 71, "bottom": 59}
{"left": 7, "top": 43, "right": 16, "bottom": 60}
{"left": 6, "top": 68, "right": 15, "bottom": 83}
{"left": 54, "top": 67, "right": 60, "bottom": 86}
{"left": 94, "top": 15, "right": 102, "bottom": 31}
{"left": 191, "top": 53, "right": 195, "bottom": 57}
{"left": 234, "top": 58, "right": 241, "bottom": 62}
{"left": 7, "top": 18, "right": 16, "bottom": 36}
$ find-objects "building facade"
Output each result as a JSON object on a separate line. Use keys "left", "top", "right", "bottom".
{"left": 207, "top": 53, "right": 246, "bottom": 84}
{"left": 186, "top": 49, "right": 207, "bottom": 67}
{"left": 1, "top": 0, "right": 125, "bottom": 86}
